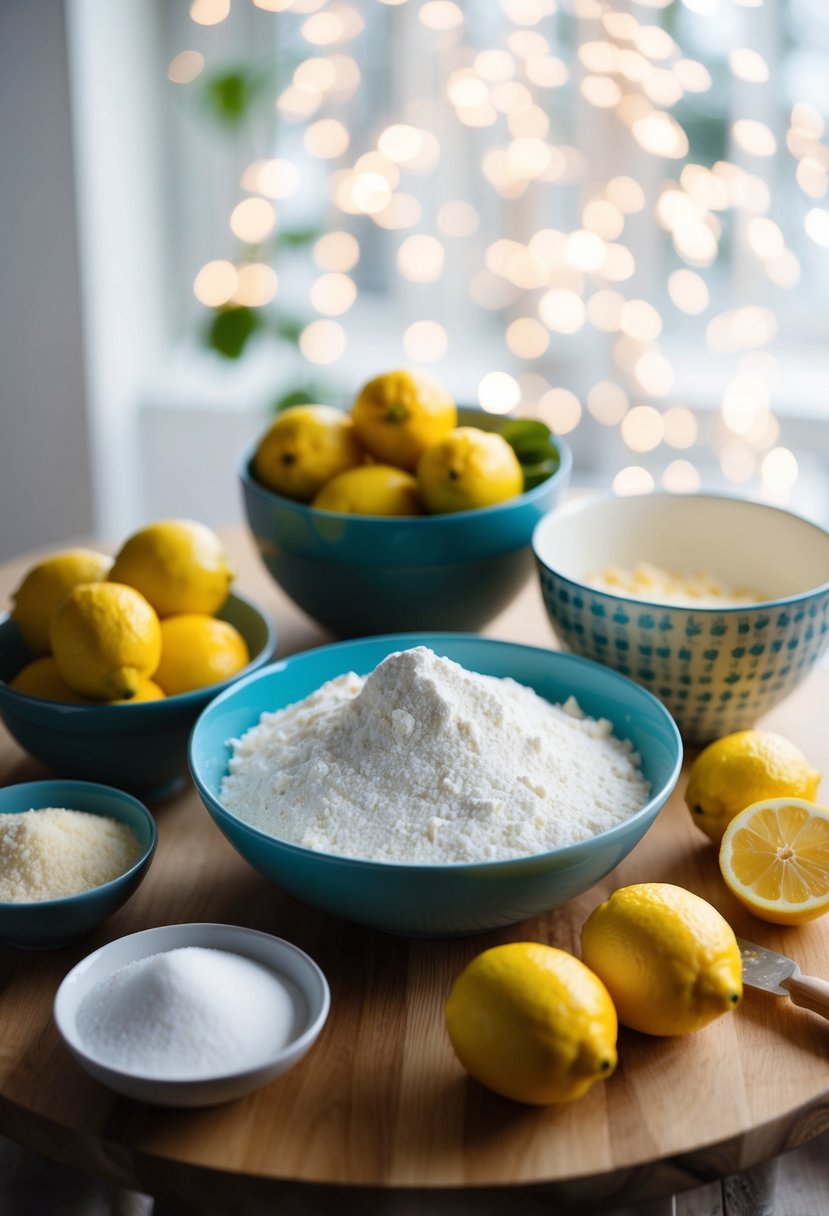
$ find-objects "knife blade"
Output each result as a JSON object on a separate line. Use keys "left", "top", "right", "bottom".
{"left": 737, "top": 936, "right": 829, "bottom": 1021}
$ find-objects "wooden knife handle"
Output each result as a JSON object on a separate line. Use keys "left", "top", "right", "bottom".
{"left": 782, "top": 974, "right": 829, "bottom": 1020}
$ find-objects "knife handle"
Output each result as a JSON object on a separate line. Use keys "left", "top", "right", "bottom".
{"left": 782, "top": 974, "right": 829, "bottom": 1021}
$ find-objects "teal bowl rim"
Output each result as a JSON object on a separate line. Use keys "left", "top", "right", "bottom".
{"left": 239, "top": 423, "right": 572, "bottom": 525}
{"left": 189, "top": 632, "right": 683, "bottom": 873}
{"left": 0, "top": 779, "right": 157, "bottom": 910}
{"left": 0, "top": 589, "right": 277, "bottom": 718}
{"left": 533, "top": 490, "right": 829, "bottom": 615}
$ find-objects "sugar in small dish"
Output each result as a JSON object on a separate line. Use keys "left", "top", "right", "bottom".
{"left": 54, "top": 922, "right": 331, "bottom": 1107}
{"left": 76, "top": 946, "right": 303, "bottom": 1079}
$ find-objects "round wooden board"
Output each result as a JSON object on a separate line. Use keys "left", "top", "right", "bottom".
{"left": 1, "top": 528, "right": 829, "bottom": 1213}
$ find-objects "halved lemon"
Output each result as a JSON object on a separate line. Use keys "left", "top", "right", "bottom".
{"left": 719, "top": 797, "right": 829, "bottom": 925}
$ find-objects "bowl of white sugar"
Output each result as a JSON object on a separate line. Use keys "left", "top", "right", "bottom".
{"left": 533, "top": 492, "right": 829, "bottom": 743}
{"left": 0, "top": 779, "right": 156, "bottom": 949}
{"left": 54, "top": 922, "right": 331, "bottom": 1107}
{"left": 189, "top": 635, "right": 682, "bottom": 935}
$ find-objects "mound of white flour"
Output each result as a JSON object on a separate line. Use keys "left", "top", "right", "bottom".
{"left": 220, "top": 646, "right": 650, "bottom": 863}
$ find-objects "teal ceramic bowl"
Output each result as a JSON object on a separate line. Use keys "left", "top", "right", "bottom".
{"left": 189, "top": 634, "right": 682, "bottom": 936}
{"left": 240, "top": 408, "right": 572, "bottom": 637}
{"left": 0, "top": 779, "right": 156, "bottom": 949}
{"left": 533, "top": 492, "right": 829, "bottom": 744}
{"left": 0, "top": 592, "right": 276, "bottom": 797}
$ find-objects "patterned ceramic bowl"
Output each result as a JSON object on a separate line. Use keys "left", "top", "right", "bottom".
{"left": 533, "top": 492, "right": 829, "bottom": 744}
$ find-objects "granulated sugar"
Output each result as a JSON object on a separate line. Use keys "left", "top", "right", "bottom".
{"left": 76, "top": 947, "right": 302, "bottom": 1079}
{"left": 221, "top": 646, "right": 650, "bottom": 863}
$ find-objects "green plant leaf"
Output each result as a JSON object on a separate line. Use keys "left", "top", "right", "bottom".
{"left": 273, "top": 315, "right": 305, "bottom": 345}
{"left": 277, "top": 226, "right": 321, "bottom": 248}
{"left": 498, "top": 419, "right": 560, "bottom": 489}
{"left": 206, "top": 307, "right": 261, "bottom": 358}
{"left": 273, "top": 387, "right": 318, "bottom": 412}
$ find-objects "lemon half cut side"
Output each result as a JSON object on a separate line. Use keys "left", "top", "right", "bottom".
{"left": 719, "top": 797, "right": 829, "bottom": 926}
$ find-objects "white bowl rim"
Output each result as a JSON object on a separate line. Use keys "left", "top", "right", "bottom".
{"left": 190, "top": 633, "right": 683, "bottom": 873}
{"left": 53, "top": 921, "right": 331, "bottom": 1087}
{"left": 532, "top": 489, "right": 829, "bottom": 614}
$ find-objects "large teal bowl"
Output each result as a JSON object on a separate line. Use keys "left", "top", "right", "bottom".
{"left": 0, "top": 592, "right": 276, "bottom": 797}
{"left": 0, "top": 779, "right": 156, "bottom": 949}
{"left": 189, "top": 635, "right": 682, "bottom": 936}
{"left": 240, "top": 409, "right": 572, "bottom": 637}
{"left": 533, "top": 492, "right": 829, "bottom": 743}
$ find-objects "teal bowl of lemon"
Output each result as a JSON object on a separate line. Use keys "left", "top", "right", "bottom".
{"left": 241, "top": 402, "right": 571, "bottom": 638}
{"left": 189, "top": 634, "right": 682, "bottom": 936}
{"left": 0, "top": 592, "right": 276, "bottom": 796}
{"left": 0, "top": 779, "right": 157, "bottom": 949}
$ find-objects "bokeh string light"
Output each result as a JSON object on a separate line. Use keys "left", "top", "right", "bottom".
{"left": 176, "top": 0, "right": 829, "bottom": 505}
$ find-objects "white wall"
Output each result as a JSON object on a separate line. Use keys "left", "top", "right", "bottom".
{"left": 0, "top": 0, "right": 93, "bottom": 562}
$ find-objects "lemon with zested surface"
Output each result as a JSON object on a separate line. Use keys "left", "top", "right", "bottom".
{"left": 253, "top": 405, "right": 364, "bottom": 502}
{"left": 50, "top": 583, "right": 162, "bottom": 701}
{"left": 685, "top": 729, "right": 820, "bottom": 845}
{"left": 109, "top": 519, "right": 234, "bottom": 619}
{"left": 352, "top": 370, "right": 457, "bottom": 472}
{"left": 581, "top": 883, "right": 742, "bottom": 1037}
{"left": 719, "top": 797, "right": 829, "bottom": 925}
{"left": 417, "top": 427, "right": 523, "bottom": 514}
{"left": 312, "top": 465, "right": 423, "bottom": 516}
{"left": 444, "top": 941, "right": 617, "bottom": 1105}
{"left": 153, "top": 614, "right": 249, "bottom": 695}
{"left": 10, "top": 549, "right": 113, "bottom": 656}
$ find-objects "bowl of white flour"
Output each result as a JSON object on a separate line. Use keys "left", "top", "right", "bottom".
{"left": 189, "top": 636, "right": 682, "bottom": 935}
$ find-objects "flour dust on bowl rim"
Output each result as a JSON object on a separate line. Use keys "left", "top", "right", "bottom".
{"left": 189, "top": 634, "right": 683, "bottom": 936}
{"left": 533, "top": 492, "right": 829, "bottom": 744}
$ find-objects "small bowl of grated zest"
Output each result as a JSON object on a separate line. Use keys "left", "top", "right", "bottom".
{"left": 0, "top": 779, "right": 157, "bottom": 949}
{"left": 189, "top": 634, "right": 682, "bottom": 935}
{"left": 54, "top": 922, "right": 330, "bottom": 1107}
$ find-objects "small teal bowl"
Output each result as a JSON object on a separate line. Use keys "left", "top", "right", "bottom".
{"left": 533, "top": 492, "right": 829, "bottom": 744}
{"left": 240, "top": 408, "right": 572, "bottom": 637}
{"left": 189, "top": 634, "right": 682, "bottom": 936}
{"left": 0, "top": 780, "right": 156, "bottom": 949}
{"left": 0, "top": 591, "right": 276, "bottom": 797}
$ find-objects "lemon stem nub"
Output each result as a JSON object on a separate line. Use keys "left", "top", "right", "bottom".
{"left": 385, "top": 405, "right": 407, "bottom": 423}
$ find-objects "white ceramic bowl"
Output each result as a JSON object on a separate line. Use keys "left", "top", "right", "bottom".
{"left": 53, "top": 922, "right": 330, "bottom": 1107}
{"left": 533, "top": 492, "right": 829, "bottom": 743}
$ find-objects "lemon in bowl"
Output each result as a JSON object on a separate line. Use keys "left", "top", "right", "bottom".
{"left": 0, "top": 591, "right": 275, "bottom": 796}
{"left": 241, "top": 407, "right": 572, "bottom": 637}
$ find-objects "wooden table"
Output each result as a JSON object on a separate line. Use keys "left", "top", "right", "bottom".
{"left": 1, "top": 527, "right": 829, "bottom": 1216}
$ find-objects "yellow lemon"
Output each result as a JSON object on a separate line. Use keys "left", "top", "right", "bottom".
{"left": 312, "top": 465, "right": 423, "bottom": 516}
{"left": 252, "top": 405, "right": 364, "bottom": 502}
{"left": 10, "top": 657, "right": 91, "bottom": 703}
{"left": 580, "top": 883, "right": 742, "bottom": 1037}
{"left": 352, "top": 370, "right": 457, "bottom": 471}
{"left": 153, "top": 614, "right": 250, "bottom": 695}
{"left": 50, "top": 583, "right": 162, "bottom": 701}
{"left": 719, "top": 797, "right": 829, "bottom": 925}
{"left": 417, "top": 427, "right": 524, "bottom": 514}
{"left": 685, "top": 729, "right": 820, "bottom": 844}
{"left": 111, "top": 679, "right": 166, "bottom": 704}
{"left": 444, "top": 942, "right": 617, "bottom": 1105}
{"left": 110, "top": 519, "right": 234, "bottom": 618}
{"left": 10, "top": 549, "right": 113, "bottom": 656}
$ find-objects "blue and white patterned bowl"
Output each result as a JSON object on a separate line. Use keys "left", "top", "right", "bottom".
{"left": 533, "top": 492, "right": 829, "bottom": 744}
